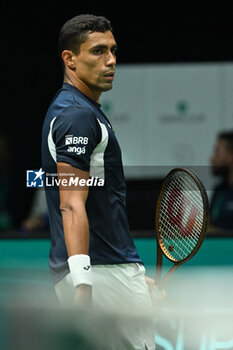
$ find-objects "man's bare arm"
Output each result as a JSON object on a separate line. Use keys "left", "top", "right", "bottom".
{"left": 58, "top": 162, "right": 92, "bottom": 304}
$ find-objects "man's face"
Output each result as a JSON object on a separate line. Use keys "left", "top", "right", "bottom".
{"left": 73, "top": 30, "right": 117, "bottom": 94}
{"left": 211, "top": 138, "right": 231, "bottom": 176}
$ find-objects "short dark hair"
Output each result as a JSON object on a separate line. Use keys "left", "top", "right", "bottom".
{"left": 218, "top": 131, "right": 233, "bottom": 152}
{"left": 58, "top": 14, "right": 113, "bottom": 56}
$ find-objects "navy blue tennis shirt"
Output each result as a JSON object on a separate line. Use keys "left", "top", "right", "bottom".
{"left": 42, "top": 82, "right": 142, "bottom": 285}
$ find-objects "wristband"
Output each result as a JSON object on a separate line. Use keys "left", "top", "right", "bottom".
{"left": 67, "top": 254, "right": 93, "bottom": 287}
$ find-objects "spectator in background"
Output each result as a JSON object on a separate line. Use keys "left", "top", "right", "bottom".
{"left": 209, "top": 131, "right": 233, "bottom": 232}
{"left": 21, "top": 189, "right": 49, "bottom": 233}
{"left": 0, "top": 133, "right": 14, "bottom": 231}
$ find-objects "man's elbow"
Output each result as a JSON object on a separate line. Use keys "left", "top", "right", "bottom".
{"left": 60, "top": 197, "right": 85, "bottom": 214}
{"left": 60, "top": 201, "right": 73, "bottom": 214}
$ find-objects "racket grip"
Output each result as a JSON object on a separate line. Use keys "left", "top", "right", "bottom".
{"left": 155, "top": 239, "right": 162, "bottom": 284}
{"left": 155, "top": 265, "right": 162, "bottom": 285}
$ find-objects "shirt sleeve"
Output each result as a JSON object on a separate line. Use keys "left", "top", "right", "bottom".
{"left": 52, "top": 105, "right": 101, "bottom": 171}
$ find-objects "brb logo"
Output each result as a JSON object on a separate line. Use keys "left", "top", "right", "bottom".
{"left": 26, "top": 168, "right": 45, "bottom": 188}
{"left": 65, "top": 135, "right": 88, "bottom": 145}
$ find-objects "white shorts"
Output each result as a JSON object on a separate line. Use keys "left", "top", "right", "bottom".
{"left": 55, "top": 263, "right": 156, "bottom": 350}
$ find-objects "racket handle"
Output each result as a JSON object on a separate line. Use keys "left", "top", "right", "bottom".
{"left": 155, "top": 240, "right": 162, "bottom": 284}
{"left": 159, "top": 263, "right": 183, "bottom": 290}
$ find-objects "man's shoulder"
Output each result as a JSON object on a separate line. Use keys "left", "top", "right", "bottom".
{"left": 55, "top": 104, "right": 97, "bottom": 125}
{"left": 47, "top": 89, "right": 98, "bottom": 125}
{"left": 51, "top": 99, "right": 101, "bottom": 140}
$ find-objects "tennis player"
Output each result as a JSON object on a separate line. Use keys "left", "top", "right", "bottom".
{"left": 42, "top": 14, "right": 155, "bottom": 349}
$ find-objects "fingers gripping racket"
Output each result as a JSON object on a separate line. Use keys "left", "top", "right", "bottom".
{"left": 155, "top": 168, "right": 208, "bottom": 289}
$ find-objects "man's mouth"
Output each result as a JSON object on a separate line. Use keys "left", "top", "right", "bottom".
{"left": 103, "top": 71, "right": 115, "bottom": 79}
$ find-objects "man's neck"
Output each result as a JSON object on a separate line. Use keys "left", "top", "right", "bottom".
{"left": 64, "top": 73, "right": 101, "bottom": 103}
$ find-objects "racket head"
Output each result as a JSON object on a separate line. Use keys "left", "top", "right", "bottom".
{"left": 155, "top": 168, "right": 208, "bottom": 264}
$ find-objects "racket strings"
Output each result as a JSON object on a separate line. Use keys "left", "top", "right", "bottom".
{"left": 159, "top": 216, "right": 194, "bottom": 259}
{"left": 159, "top": 200, "right": 198, "bottom": 250}
{"left": 161, "top": 180, "right": 202, "bottom": 244}
{"left": 159, "top": 208, "right": 198, "bottom": 260}
{"left": 160, "top": 176, "right": 203, "bottom": 258}
{"left": 158, "top": 171, "right": 204, "bottom": 261}
{"left": 162, "top": 182, "right": 202, "bottom": 243}
{"left": 161, "top": 181, "right": 202, "bottom": 254}
{"left": 162, "top": 186, "right": 202, "bottom": 241}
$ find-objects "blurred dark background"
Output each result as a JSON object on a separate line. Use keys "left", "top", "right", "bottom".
{"left": 1, "top": 2, "right": 233, "bottom": 230}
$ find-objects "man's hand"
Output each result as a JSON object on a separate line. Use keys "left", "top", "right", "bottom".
{"left": 151, "top": 285, "right": 166, "bottom": 303}
{"left": 145, "top": 275, "right": 155, "bottom": 293}
{"left": 145, "top": 275, "right": 166, "bottom": 302}
{"left": 74, "top": 284, "right": 92, "bottom": 307}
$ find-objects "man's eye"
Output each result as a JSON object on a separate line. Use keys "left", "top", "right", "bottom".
{"left": 93, "top": 49, "right": 103, "bottom": 55}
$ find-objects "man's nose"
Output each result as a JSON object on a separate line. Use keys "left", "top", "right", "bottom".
{"left": 106, "top": 51, "right": 116, "bottom": 66}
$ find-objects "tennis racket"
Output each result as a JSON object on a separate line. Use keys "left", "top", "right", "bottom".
{"left": 155, "top": 168, "right": 208, "bottom": 289}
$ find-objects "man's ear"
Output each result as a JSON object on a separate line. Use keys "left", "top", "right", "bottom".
{"left": 61, "top": 50, "right": 76, "bottom": 70}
